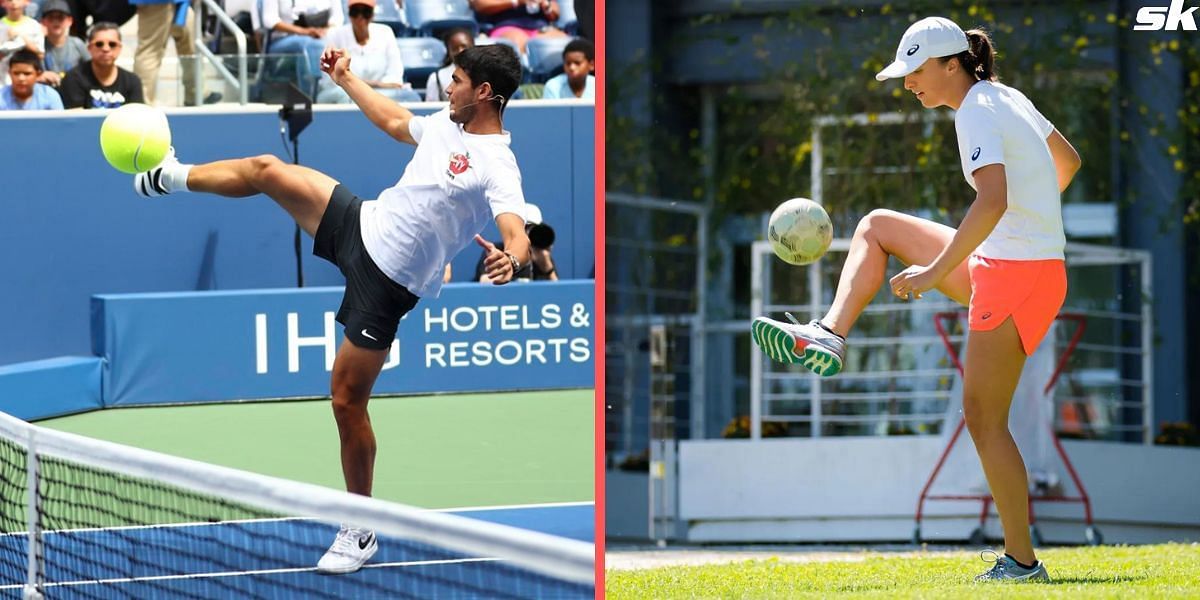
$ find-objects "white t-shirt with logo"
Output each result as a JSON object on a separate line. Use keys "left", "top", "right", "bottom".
{"left": 359, "top": 108, "right": 525, "bottom": 298}
{"left": 954, "top": 80, "right": 1065, "bottom": 260}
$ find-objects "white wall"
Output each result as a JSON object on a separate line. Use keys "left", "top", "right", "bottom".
{"left": 678, "top": 438, "right": 1200, "bottom": 544}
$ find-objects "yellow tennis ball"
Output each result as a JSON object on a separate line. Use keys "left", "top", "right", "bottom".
{"left": 99, "top": 103, "right": 172, "bottom": 174}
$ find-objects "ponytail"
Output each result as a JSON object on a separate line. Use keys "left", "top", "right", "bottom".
{"left": 940, "top": 28, "right": 998, "bottom": 82}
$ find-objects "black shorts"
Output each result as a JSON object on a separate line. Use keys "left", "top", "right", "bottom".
{"left": 313, "top": 185, "right": 420, "bottom": 350}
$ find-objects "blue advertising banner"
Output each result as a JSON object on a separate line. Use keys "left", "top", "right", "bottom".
{"left": 92, "top": 282, "right": 595, "bottom": 406}
{"left": 0, "top": 357, "right": 103, "bottom": 421}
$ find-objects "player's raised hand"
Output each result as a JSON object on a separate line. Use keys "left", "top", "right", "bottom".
{"left": 320, "top": 49, "right": 351, "bottom": 83}
{"left": 475, "top": 235, "right": 513, "bottom": 285}
{"left": 889, "top": 264, "right": 940, "bottom": 300}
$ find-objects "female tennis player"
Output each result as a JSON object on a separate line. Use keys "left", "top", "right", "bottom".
{"left": 752, "top": 16, "right": 1080, "bottom": 582}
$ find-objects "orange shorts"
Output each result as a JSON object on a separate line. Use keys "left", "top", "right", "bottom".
{"left": 967, "top": 255, "right": 1067, "bottom": 356}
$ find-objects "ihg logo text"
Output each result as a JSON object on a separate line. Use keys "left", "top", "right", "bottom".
{"left": 1134, "top": 0, "right": 1198, "bottom": 30}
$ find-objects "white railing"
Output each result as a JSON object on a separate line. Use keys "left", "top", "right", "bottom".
{"left": 193, "top": 0, "right": 249, "bottom": 104}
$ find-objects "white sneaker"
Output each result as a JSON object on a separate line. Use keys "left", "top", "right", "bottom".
{"left": 316, "top": 526, "right": 378, "bottom": 574}
{"left": 133, "top": 147, "right": 178, "bottom": 197}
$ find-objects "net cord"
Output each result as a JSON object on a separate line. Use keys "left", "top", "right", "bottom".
{"left": 0, "top": 411, "right": 593, "bottom": 586}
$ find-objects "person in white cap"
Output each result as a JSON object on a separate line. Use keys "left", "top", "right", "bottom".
{"left": 752, "top": 16, "right": 1082, "bottom": 583}
{"left": 476, "top": 202, "right": 559, "bottom": 282}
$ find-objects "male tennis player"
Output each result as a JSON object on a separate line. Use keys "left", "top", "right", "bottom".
{"left": 133, "top": 44, "right": 529, "bottom": 574}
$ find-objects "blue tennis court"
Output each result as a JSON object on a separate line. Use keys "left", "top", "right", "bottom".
{"left": 0, "top": 504, "right": 592, "bottom": 599}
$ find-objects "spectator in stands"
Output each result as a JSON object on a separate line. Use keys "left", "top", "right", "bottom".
{"left": 476, "top": 203, "right": 558, "bottom": 282}
{"left": 0, "top": 0, "right": 43, "bottom": 55}
{"left": 0, "top": 0, "right": 44, "bottom": 83}
{"left": 130, "top": 0, "right": 200, "bottom": 105}
{"left": 221, "top": 0, "right": 260, "bottom": 53}
{"left": 317, "top": 0, "right": 418, "bottom": 103}
{"left": 542, "top": 37, "right": 592, "bottom": 100}
{"left": 0, "top": 49, "right": 64, "bottom": 109}
{"left": 424, "top": 26, "right": 472, "bottom": 102}
{"left": 469, "top": 0, "right": 565, "bottom": 53}
{"left": 262, "top": 0, "right": 343, "bottom": 91}
{"left": 59, "top": 22, "right": 144, "bottom": 108}
{"left": 38, "top": 0, "right": 87, "bottom": 88}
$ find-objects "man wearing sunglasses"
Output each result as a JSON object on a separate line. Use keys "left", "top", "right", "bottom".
{"left": 60, "top": 22, "right": 144, "bottom": 109}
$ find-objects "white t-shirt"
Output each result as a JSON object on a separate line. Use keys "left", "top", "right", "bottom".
{"left": 954, "top": 80, "right": 1064, "bottom": 260}
{"left": 359, "top": 108, "right": 525, "bottom": 298}
{"left": 324, "top": 24, "right": 404, "bottom": 85}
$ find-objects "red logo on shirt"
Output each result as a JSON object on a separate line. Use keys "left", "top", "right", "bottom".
{"left": 448, "top": 152, "right": 470, "bottom": 175}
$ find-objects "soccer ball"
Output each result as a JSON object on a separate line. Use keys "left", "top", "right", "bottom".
{"left": 767, "top": 198, "right": 833, "bottom": 265}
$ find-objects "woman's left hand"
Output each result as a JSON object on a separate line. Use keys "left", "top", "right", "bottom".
{"left": 889, "top": 264, "right": 942, "bottom": 300}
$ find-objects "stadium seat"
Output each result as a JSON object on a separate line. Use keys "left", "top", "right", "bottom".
{"left": 396, "top": 36, "right": 446, "bottom": 87}
{"left": 477, "top": 36, "right": 527, "bottom": 71}
{"left": 555, "top": 0, "right": 577, "bottom": 35}
{"left": 376, "top": 0, "right": 408, "bottom": 36}
{"left": 404, "top": 0, "right": 477, "bottom": 37}
{"left": 525, "top": 36, "right": 572, "bottom": 83}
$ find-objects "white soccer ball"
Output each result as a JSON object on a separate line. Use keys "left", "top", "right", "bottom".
{"left": 767, "top": 198, "right": 833, "bottom": 266}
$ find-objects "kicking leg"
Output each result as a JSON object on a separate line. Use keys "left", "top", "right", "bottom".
{"left": 963, "top": 317, "right": 1046, "bottom": 580}
{"left": 752, "top": 209, "right": 973, "bottom": 375}
{"left": 822, "top": 209, "right": 972, "bottom": 336}
{"left": 135, "top": 152, "right": 337, "bottom": 237}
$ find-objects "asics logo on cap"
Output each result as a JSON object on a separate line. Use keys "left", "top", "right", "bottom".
{"left": 906, "top": 44, "right": 920, "bottom": 56}
{"left": 972, "top": 147, "right": 981, "bottom": 160}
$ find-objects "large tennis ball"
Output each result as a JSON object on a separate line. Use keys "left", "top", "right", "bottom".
{"left": 99, "top": 103, "right": 171, "bottom": 174}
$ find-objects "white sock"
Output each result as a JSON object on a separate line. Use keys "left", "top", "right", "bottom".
{"left": 162, "top": 163, "right": 193, "bottom": 193}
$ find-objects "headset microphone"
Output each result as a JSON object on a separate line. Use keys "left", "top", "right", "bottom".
{"left": 454, "top": 94, "right": 506, "bottom": 111}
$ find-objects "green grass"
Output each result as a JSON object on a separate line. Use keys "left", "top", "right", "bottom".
{"left": 607, "top": 543, "right": 1200, "bottom": 599}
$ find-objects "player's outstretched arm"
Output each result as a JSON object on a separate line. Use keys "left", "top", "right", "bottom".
{"left": 321, "top": 48, "right": 418, "bottom": 145}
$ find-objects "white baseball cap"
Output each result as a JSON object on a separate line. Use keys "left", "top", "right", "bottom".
{"left": 875, "top": 17, "right": 969, "bottom": 81}
{"left": 522, "top": 202, "right": 543, "bottom": 225}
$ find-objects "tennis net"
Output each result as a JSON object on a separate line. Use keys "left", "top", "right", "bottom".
{"left": 0, "top": 410, "right": 593, "bottom": 599}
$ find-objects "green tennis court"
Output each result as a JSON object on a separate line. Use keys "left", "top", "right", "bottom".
{"left": 35, "top": 389, "right": 593, "bottom": 509}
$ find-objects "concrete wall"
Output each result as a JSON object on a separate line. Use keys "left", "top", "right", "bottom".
{"left": 675, "top": 437, "right": 1200, "bottom": 544}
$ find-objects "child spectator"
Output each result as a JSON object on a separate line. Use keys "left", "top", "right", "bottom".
{"left": 38, "top": 0, "right": 88, "bottom": 88}
{"left": 60, "top": 22, "right": 144, "bottom": 108}
{"left": 0, "top": 0, "right": 44, "bottom": 83}
{"left": 0, "top": 49, "right": 64, "bottom": 109}
{"left": 542, "top": 37, "right": 592, "bottom": 100}
{"left": 424, "top": 26, "right": 472, "bottom": 102}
